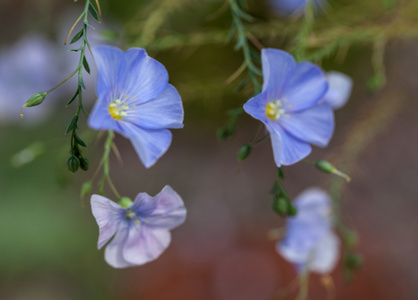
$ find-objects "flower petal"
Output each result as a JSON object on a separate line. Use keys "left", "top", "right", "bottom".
{"left": 127, "top": 84, "right": 184, "bottom": 130}
{"left": 293, "top": 187, "right": 332, "bottom": 216}
{"left": 122, "top": 122, "right": 173, "bottom": 168}
{"left": 322, "top": 71, "right": 353, "bottom": 110}
{"left": 280, "top": 104, "right": 334, "bottom": 147}
{"left": 277, "top": 231, "right": 316, "bottom": 266}
{"left": 121, "top": 48, "right": 169, "bottom": 103}
{"left": 130, "top": 192, "right": 157, "bottom": 216}
{"left": 145, "top": 185, "right": 187, "bottom": 229}
{"left": 282, "top": 62, "right": 328, "bottom": 112}
{"left": 91, "top": 194, "right": 125, "bottom": 249}
{"left": 261, "top": 48, "right": 295, "bottom": 95}
{"left": 104, "top": 222, "right": 134, "bottom": 268}
{"left": 268, "top": 126, "right": 311, "bottom": 166}
{"left": 87, "top": 96, "right": 118, "bottom": 131}
{"left": 310, "top": 231, "right": 340, "bottom": 274}
{"left": 243, "top": 93, "right": 270, "bottom": 124}
{"left": 93, "top": 46, "right": 124, "bottom": 98}
{"left": 123, "top": 225, "right": 171, "bottom": 265}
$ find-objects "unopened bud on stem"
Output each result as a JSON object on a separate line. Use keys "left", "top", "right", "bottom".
{"left": 67, "top": 155, "right": 80, "bottom": 173}
{"left": 118, "top": 197, "right": 133, "bottom": 208}
{"left": 20, "top": 92, "right": 47, "bottom": 118}
{"left": 237, "top": 143, "right": 251, "bottom": 161}
{"left": 315, "top": 160, "right": 351, "bottom": 182}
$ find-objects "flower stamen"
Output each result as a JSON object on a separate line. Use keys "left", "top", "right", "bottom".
{"left": 126, "top": 209, "right": 136, "bottom": 219}
{"left": 109, "top": 99, "right": 129, "bottom": 120}
{"left": 266, "top": 100, "right": 286, "bottom": 120}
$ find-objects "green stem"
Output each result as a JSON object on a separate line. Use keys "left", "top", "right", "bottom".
{"left": 296, "top": 272, "right": 310, "bottom": 300}
{"left": 228, "top": 0, "right": 261, "bottom": 94}
{"left": 98, "top": 131, "right": 121, "bottom": 198}
{"left": 45, "top": 69, "right": 78, "bottom": 94}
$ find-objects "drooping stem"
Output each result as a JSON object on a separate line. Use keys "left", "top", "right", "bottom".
{"left": 63, "top": 0, "right": 101, "bottom": 172}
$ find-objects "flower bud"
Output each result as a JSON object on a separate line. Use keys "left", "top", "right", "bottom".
{"left": 237, "top": 143, "right": 251, "bottom": 161}
{"left": 272, "top": 197, "right": 288, "bottom": 216}
{"left": 287, "top": 203, "right": 298, "bottom": 216}
{"left": 79, "top": 157, "right": 89, "bottom": 171}
{"left": 25, "top": 92, "right": 47, "bottom": 107}
{"left": 315, "top": 160, "right": 334, "bottom": 173}
{"left": 217, "top": 127, "right": 231, "bottom": 140}
{"left": 367, "top": 73, "right": 385, "bottom": 92}
{"left": 118, "top": 197, "right": 133, "bottom": 208}
{"left": 315, "top": 160, "right": 351, "bottom": 182}
{"left": 345, "top": 252, "right": 363, "bottom": 269}
{"left": 344, "top": 230, "right": 358, "bottom": 248}
{"left": 80, "top": 180, "right": 92, "bottom": 199}
{"left": 67, "top": 155, "right": 80, "bottom": 173}
{"left": 20, "top": 92, "right": 47, "bottom": 118}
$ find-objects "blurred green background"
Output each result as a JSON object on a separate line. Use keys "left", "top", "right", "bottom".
{"left": 1, "top": 0, "right": 418, "bottom": 299}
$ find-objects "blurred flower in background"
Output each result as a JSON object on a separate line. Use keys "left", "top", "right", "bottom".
{"left": 0, "top": 9, "right": 118, "bottom": 125}
{"left": 267, "top": 0, "right": 327, "bottom": 17}
{"left": 0, "top": 34, "right": 61, "bottom": 124}
{"left": 276, "top": 187, "right": 340, "bottom": 274}
{"left": 322, "top": 71, "right": 353, "bottom": 110}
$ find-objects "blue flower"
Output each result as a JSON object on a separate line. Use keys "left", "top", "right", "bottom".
{"left": 276, "top": 188, "right": 340, "bottom": 274}
{"left": 0, "top": 34, "right": 61, "bottom": 123}
{"left": 88, "top": 46, "right": 184, "bottom": 168}
{"left": 91, "top": 185, "right": 187, "bottom": 268}
{"left": 243, "top": 48, "right": 334, "bottom": 166}
{"left": 322, "top": 71, "right": 353, "bottom": 110}
{"left": 268, "top": 0, "right": 326, "bottom": 17}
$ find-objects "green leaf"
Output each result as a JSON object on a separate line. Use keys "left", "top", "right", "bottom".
{"left": 227, "top": 108, "right": 244, "bottom": 116}
{"left": 66, "top": 115, "right": 79, "bottom": 134}
{"left": 82, "top": 57, "right": 90, "bottom": 74}
{"left": 74, "top": 134, "right": 87, "bottom": 147}
{"left": 70, "top": 29, "right": 83, "bottom": 44}
{"left": 235, "top": 76, "right": 249, "bottom": 92}
{"left": 88, "top": 3, "right": 100, "bottom": 21}
{"left": 67, "top": 89, "right": 79, "bottom": 106}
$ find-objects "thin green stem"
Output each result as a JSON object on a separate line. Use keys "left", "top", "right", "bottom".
{"left": 107, "top": 177, "right": 121, "bottom": 199}
{"left": 227, "top": 0, "right": 261, "bottom": 94}
{"left": 293, "top": 0, "right": 315, "bottom": 61}
{"left": 296, "top": 272, "right": 310, "bottom": 300}
{"left": 45, "top": 69, "right": 78, "bottom": 94}
{"left": 97, "top": 130, "right": 121, "bottom": 199}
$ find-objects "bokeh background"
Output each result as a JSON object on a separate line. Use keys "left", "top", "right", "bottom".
{"left": 1, "top": 0, "right": 418, "bottom": 299}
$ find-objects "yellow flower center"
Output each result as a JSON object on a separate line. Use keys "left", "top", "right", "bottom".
{"left": 108, "top": 99, "right": 129, "bottom": 120}
{"left": 266, "top": 100, "right": 286, "bottom": 120}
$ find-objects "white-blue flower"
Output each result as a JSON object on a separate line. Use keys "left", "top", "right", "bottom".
{"left": 243, "top": 48, "right": 334, "bottom": 166}
{"left": 88, "top": 46, "right": 184, "bottom": 168}
{"left": 276, "top": 188, "right": 340, "bottom": 274}
{"left": 91, "top": 185, "right": 187, "bottom": 268}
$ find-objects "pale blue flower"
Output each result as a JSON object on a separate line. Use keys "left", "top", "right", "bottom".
{"left": 0, "top": 34, "right": 61, "bottom": 123}
{"left": 88, "top": 46, "right": 184, "bottom": 168}
{"left": 268, "top": 0, "right": 326, "bottom": 17}
{"left": 243, "top": 48, "right": 334, "bottom": 166}
{"left": 276, "top": 188, "right": 340, "bottom": 274}
{"left": 322, "top": 71, "right": 353, "bottom": 110}
{"left": 91, "top": 185, "right": 187, "bottom": 268}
